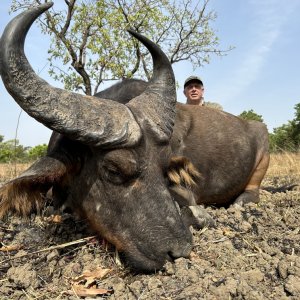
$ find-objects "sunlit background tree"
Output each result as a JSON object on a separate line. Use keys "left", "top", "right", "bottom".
{"left": 11, "top": 0, "right": 232, "bottom": 95}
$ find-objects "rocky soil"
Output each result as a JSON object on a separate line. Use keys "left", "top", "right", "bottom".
{"left": 0, "top": 175, "right": 299, "bottom": 300}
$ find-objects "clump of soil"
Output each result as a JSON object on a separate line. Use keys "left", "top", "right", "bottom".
{"left": 0, "top": 175, "right": 299, "bottom": 300}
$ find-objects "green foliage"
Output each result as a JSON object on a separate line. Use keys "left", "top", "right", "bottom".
{"left": 0, "top": 136, "right": 47, "bottom": 163}
{"left": 10, "top": 0, "right": 232, "bottom": 95}
{"left": 27, "top": 144, "right": 48, "bottom": 161}
{"left": 0, "top": 138, "right": 28, "bottom": 163}
{"left": 269, "top": 103, "right": 300, "bottom": 152}
{"left": 239, "top": 109, "right": 264, "bottom": 123}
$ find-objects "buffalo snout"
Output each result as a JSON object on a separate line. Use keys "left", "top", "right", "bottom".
{"left": 122, "top": 228, "right": 193, "bottom": 272}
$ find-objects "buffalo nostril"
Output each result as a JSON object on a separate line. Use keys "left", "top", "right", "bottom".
{"left": 167, "top": 251, "right": 174, "bottom": 261}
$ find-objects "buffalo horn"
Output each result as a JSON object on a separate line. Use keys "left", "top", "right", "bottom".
{"left": 0, "top": 2, "right": 141, "bottom": 147}
{"left": 127, "top": 30, "right": 176, "bottom": 141}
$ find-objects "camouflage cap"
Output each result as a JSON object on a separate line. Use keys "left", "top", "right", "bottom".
{"left": 184, "top": 76, "right": 203, "bottom": 88}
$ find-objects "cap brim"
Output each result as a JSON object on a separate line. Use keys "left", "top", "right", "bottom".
{"left": 184, "top": 79, "right": 203, "bottom": 88}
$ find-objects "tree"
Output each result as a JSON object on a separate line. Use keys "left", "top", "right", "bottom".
{"left": 269, "top": 124, "right": 295, "bottom": 152}
{"left": 0, "top": 135, "right": 47, "bottom": 163}
{"left": 11, "top": 0, "right": 232, "bottom": 95}
{"left": 239, "top": 109, "right": 264, "bottom": 123}
{"left": 0, "top": 138, "right": 28, "bottom": 163}
{"left": 269, "top": 103, "right": 300, "bottom": 152}
{"left": 27, "top": 144, "right": 48, "bottom": 161}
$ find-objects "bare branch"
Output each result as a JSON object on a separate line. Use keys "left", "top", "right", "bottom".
{"left": 60, "top": 0, "right": 76, "bottom": 36}
{"left": 9, "top": 0, "right": 233, "bottom": 94}
{"left": 141, "top": 54, "right": 150, "bottom": 80}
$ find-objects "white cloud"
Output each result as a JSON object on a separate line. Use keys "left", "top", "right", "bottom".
{"left": 216, "top": 0, "right": 299, "bottom": 104}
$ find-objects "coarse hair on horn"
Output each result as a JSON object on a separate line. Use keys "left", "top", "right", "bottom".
{"left": 167, "top": 156, "right": 202, "bottom": 188}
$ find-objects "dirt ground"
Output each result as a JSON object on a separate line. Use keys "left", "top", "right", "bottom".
{"left": 0, "top": 174, "right": 299, "bottom": 300}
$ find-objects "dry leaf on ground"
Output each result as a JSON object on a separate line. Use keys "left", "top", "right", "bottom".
{"left": 0, "top": 244, "right": 23, "bottom": 252}
{"left": 67, "top": 267, "right": 113, "bottom": 297}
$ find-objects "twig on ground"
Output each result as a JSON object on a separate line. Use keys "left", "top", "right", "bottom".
{"left": 207, "top": 237, "right": 229, "bottom": 243}
{"left": 0, "top": 236, "right": 96, "bottom": 266}
{"left": 241, "top": 237, "right": 263, "bottom": 253}
{"left": 22, "top": 288, "right": 33, "bottom": 300}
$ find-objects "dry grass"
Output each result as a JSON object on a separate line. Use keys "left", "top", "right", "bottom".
{"left": 266, "top": 152, "right": 300, "bottom": 177}
{"left": 0, "top": 162, "right": 31, "bottom": 183}
{"left": 0, "top": 152, "right": 299, "bottom": 183}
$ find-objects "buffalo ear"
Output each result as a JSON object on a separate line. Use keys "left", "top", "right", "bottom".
{"left": 0, "top": 156, "right": 68, "bottom": 218}
{"left": 168, "top": 156, "right": 202, "bottom": 207}
{"left": 167, "top": 156, "right": 202, "bottom": 187}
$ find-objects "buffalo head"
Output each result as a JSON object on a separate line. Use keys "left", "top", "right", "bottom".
{"left": 0, "top": 3, "right": 192, "bottom": 271}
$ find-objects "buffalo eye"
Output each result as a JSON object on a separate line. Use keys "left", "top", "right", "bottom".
{"left": 103, "top": 164, "right": 124, "bottom": 184}
{"left": 102, "top": 150, "right": 139, "bottom": 184}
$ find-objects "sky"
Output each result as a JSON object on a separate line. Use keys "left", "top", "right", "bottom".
{"left": 0, "top": 0, "right": 300, "bottom": 147}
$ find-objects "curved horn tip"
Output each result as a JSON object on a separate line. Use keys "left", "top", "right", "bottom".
{"left": 38, "top": 2, "right": 54, "bottom": 10}
{"left": 126, "top": 28, "right": 134, "bottom": 34}
{"left": 127, "top": 28, "right": 139, "bottom": 39}
{"left": 29, "top": 2, "right": 54, "bottom": 12}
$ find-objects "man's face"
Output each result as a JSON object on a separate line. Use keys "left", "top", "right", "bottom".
{"left": 184, "top": 81, "right": 204, "bottom": 105}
